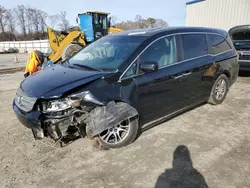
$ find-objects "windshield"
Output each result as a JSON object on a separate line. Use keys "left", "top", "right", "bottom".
{"left": 67, "top": 35, "right": 147, "bottom": 71}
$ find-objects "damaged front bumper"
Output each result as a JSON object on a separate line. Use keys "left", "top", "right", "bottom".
{"left": 13, "top": 99, "right": 89, "bottom": 144}
{"left": 13, "top": 101, "right": 44, "bottom": 139}
{"left": 13, "top": 93, "right": 139, "bottom": 147}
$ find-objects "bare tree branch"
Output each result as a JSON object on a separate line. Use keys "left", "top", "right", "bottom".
{"left": 5, "top": 9, "right": 15, "bottom": 33}
{"left": 58, "top": 11, "right": 70, "bottom": 30}
{"left": 38, "top": 10, "right": 48, "bottom": 33}
{"left": 154, "top": 19, "right": 168, "bottom": 28}
{"left": 26, "top": 7, "right": 34, "bottom": 34}
{"left": 0, "top": 6, "right": 6, "bottom": 33}
{"left": 48, "top": 14, "right": 60, "bottom": 29}
{"left": 110, "top": 15, "right": 119, "bottom": 26}
{"left": 14, "top": 5, "right": 27, "bottom": 36}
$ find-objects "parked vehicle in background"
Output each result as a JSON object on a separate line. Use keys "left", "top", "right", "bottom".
{"left": 229, "top": 25, "right": 250, "bottom": 71}
{"left": 12, "top": 27, "right": 239, "bottom": 149}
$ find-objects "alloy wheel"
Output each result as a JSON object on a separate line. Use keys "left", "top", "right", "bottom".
{"left": 99, "top": 119, "right": 131, "bottom": 145}
{"left": 214, "top": 79, "right": 226, "bottom": 101}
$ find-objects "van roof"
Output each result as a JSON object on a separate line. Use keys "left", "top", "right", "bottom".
{"left": 112, "top": 27, "right": 228, "bottom": 38}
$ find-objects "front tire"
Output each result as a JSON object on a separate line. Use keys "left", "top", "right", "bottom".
{"left": 98, "top": 117, "right": 139, "bottom": 149}
{"left": 208, "top": 74, "right": 229, "bottom": 105}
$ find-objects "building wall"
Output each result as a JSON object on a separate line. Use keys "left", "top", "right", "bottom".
{"left": 186, "top": 0, "right": 250, "bottom": 30}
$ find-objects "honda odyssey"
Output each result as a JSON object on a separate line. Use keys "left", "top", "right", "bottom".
{"left": 13, "top": 27, "right": 239, "bottom": 149}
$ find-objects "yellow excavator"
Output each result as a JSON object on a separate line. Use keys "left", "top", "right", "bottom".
{"left": 24, "top": 11, "right": 123, "bottom": 77}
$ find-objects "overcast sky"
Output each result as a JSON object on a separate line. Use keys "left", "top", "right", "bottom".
{"left": 1, "top": 0, "right": 187, "bottom": 26}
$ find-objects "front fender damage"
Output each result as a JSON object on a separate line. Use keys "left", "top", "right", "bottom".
{"left": 85, "top": 101, "right": 138, "bottom": 138}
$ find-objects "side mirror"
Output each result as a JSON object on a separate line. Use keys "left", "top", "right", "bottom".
{"left": 140, "top": 61, "right": 158, "bottom": 73}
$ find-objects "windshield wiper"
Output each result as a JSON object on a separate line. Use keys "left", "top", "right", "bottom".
{"left": 72, "top": 64, "right": 102, "bottom": 72}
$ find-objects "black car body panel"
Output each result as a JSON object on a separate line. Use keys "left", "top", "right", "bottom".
{"left": 12, "top": 27, "right": 239, "bottom": 145}
{"left": 20, "top": 64, "right": 109, "bottom": 99}
{"left": 13, "top": 102, "right": 41, "bottom": 129}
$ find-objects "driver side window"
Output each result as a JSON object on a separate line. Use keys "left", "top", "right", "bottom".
{"left": 139, "top": 36, "right": 177, "bottom": 68}
{"left": 122, "top": 35, "right": 177, "bottom": 79}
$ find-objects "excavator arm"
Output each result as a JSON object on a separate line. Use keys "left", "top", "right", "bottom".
{"left": 48, "top": 28, "right": 86, "bottom": 63}
{"left": 47, "top": 26, "right": 123, "bottom": 63}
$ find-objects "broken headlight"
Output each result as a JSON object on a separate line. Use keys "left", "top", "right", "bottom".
{"left": 42, "top": 98, "right": 81, "bottom": 112}
{"left": 43, "top": 99, "right": 71, "bottom": 112}
{"left": 42, "top": 91, "right": 103, "bottom": 113}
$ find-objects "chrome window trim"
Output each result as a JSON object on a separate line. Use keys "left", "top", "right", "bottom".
{"left": 118, "top": 32, "right": 233, "bottom": 82}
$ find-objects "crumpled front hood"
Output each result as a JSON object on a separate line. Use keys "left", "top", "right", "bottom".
{"left": 20, "top": 64, "right": 107, "bottom": 99}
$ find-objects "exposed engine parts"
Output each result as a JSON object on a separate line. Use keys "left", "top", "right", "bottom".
{"left": 41, "top": 106, "right": 90, "bottom": 146}
{"left": 30, "top": 87, "right": 138, "bottom": 148}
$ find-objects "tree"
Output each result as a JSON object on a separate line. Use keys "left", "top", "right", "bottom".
{"left": 5, "top": 9, "right": 15, "bottom": 33}
{"left": 30, "top": 9, "right": 47, "bottom": 33}
{"left": 38, "top": 10, "right": 48, "bottom": 33}
{"left": 135, "top": 14, "right": 142, "bottom": 22}
{"left": 48, "top": 14, "right": 60, "bottom": 29}
{"left": 154, "top": 19, "right": 168, "bottom": 28}
{"left": 147, "top": 17, "right": 156, "bottom": 28}
{"left": 0, "top": 6, "right": 6, "bottom": 33}
{"left": 14, "top": 5, "right": 27, "bottom": 36}
{"left": 135, "top": 14, "right": 144, "bottom": 28}
{"left": 58, "top": 11, "right": 70, "bottom": 30}
{"left": 26, "top": 8, "right": 34, "bottom": 34}
{"left": 110, "top": 15, "right": 119, "bottom": 26}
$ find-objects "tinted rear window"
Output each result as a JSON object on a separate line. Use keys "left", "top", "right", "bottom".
{"left": 182, "top": 34, "right": 208, "bottom": 60}
{"left": 207, "top": 34, "right": 231, "bottom": 55}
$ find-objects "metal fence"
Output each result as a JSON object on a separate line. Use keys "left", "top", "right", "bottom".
{"left": 0, "top": 40, "right": 50, "bottom": 53}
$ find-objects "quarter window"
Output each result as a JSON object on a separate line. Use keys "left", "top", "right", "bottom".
{"left": 138, "top": 36, "right": 177, "bottom": 68}
{"left": 124, "top": 63, "right": 137, "bottom": 78}
{"left": 207, "top": 34, "right": 231, "bottom": 54}
{"left": 182, "top": 34, "right": 208, "bottom": 60}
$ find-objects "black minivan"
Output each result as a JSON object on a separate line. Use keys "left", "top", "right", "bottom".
{"left": 13, "top": 27, "right": 239, "bottom": 149}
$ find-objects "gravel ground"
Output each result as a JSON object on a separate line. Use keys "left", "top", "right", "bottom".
{"left": 0, "top": 72, "right": 250, "bottom": 188}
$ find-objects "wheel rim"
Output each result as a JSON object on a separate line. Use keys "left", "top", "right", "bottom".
{"left": 99, "top": 119, "right": 131, "bottom": 145}
{"left": 214, "top": 79, "right": 226, "bottom": 101}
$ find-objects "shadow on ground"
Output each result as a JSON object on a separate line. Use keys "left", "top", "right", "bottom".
{"left": 154, "top": 145, "right": 209, "bottom": 188}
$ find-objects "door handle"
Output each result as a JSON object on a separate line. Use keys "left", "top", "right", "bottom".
{"left": 182, "top": 72, "right": 192, "bottom": 77}
{"left": 174, "top": 75, "right": 184, "bottom": 80}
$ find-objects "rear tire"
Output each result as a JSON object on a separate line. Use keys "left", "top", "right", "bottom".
{"left": 208, "top": 74, "right": 229, "bottom": 105}
{"left": 62, "top": 44, "right": 83, "bottom": 60}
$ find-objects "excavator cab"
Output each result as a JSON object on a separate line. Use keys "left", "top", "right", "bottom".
{"left": 77, "top": 11, "right": 110, "bottom": 43}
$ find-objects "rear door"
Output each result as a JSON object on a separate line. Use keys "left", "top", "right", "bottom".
{"left": 202, "top": 34, "right": 235, "bottom": 94}
{"left": 177, "top": 33, "right": 213, "bottom": 104}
